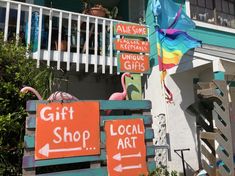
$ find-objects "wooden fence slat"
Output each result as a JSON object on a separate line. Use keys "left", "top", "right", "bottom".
{"left": 24, "top": 129, "right": 154, "bottom": 149}
{"left": 26, "top": 100, "right": 152, "bottom": 112}
{"left": 26, "top": 115, "right": 152, "bottom": 129}
{"left": 38, "top": 167, "right": 107, "bottom": 176}
{"left": 37, "top": 161, "right": 156, "bottom": 176}
{"left": 23, "top": 100, "right": 154, "bottom": 175}
{"left": 22, "top": 146, "right": 155, "bottom": 169}
{"left": 22, "top": 150, "right": 106, "bottom": 169}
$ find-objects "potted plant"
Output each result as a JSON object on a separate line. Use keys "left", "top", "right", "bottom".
{"left": 82, "top": 0, "right": 105, "bottom": 17}
{"left": 82, "top": 0, "right": 115, "bottom": 18}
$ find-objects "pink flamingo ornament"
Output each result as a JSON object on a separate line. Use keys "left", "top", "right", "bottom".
{"left": 20, "top": 86, "right": 79, "bottom": 101}
{"left": 106, "top": 73, "right": 132, "bottom": 115}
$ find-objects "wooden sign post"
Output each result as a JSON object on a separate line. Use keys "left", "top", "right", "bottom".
{"left": 114, "top": 23, "right": 150, "bottom": 100}
{"left": 105, "top": 119, "right": 148, "bottom": 176}
{"left": 35, "top": 102, "right": 100, "bottom": 160}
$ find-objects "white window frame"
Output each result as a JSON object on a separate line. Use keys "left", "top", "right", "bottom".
{"left": 185, "top": 0, "right": 235, "bottom": 34}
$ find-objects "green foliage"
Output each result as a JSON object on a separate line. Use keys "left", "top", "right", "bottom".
{"left": 148, "top": 165, "right": 178, "bottom": 176}
{"left": 0, "top": 33, "right": 53, "bottom": 175}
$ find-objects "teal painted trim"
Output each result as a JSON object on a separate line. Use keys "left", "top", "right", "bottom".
{"left": 26, "top": 115, "right": 152, "bottom": 130}
{"left": 214, "top": 71, "right": 225, "bottom": 80}
{"left": 24, "top": 129, "right": 154, "bottom": 149}
{"left": 38, "top": 167, "right": 108, "bottom": 176}
{"left": 145, "top": 0, "right": 158, "bottom": 66}
{"left": 101, "top": 115, "right": 153, "bottom": 126}
{"left": 26, "top": 115, "right": 36, "bottom": 129}
{"left": 23, "top": 146, "right": 155, "bottom": 169}
{"left": 24, "top": 136, "right": 35, "bottom": 149}
{"left": 189, "top": 27, "right": 235, "bottom": 49}
{"left": 22, "top": 150, "right": 106, "bottom": 169}
{"left": 99, "top": 100, "right": 152, "bottom": 110}
{"left": 148, "top": 161, "right": 157, "bottom": 173}
{"left": 37, "top": 161, "right": 156, "bottom": 176}
{"left": 26, "top": 100, "right": 152, "bottom": 112}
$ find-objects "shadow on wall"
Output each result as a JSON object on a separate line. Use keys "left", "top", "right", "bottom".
{"left": 170, "top": 50, "right": 197, "bottom": 175}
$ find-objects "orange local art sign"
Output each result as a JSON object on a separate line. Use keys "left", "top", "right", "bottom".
{"left": 105, "top": 119, "right": 148, "bottom": 176}
{"left": 114, "top": 23, "right": 148, "bottom": 37}
{"left": 118, "top": 53, "right": 150, "bottom": 73}
{"left": 115, "top": 39, "right": 150, "bottom": 53}
{"left": 35, "top": 102, "right": 100, "bottom": 160}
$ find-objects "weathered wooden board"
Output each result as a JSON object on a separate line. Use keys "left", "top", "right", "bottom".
{"left": 22, "top": 100, "right": 156, "bottom": 175}
{"left": 114, "top": 23, "right": 148, "bottom": 38}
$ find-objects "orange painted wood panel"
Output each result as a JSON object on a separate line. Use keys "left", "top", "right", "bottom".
{"left": 118, "top": 53, "right": 150, "bottom": 73}
{"left": 35, "top": 102, "right": 100, "bottom": 160}
{"left": 105, "top": 119, "right": 148, "bottom": 176}
{"left": 114, "top": 23, "right": 148, "bottom": 37}
{"left": 115, "top": 39, "right": 150, "bottom": 53}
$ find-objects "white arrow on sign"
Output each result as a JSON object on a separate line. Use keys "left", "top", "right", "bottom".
{"left": 114, "top": 164, "right": 142, "bottom": 172}
{"left": 39, "top": 144, "right": 82, "bottom": 157}
{"left": 113, "top": 152, "right": 141, "bottom": 161}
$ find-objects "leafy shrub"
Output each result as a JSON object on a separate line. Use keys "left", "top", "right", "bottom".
{"left": 0, "top": 33, "right": 53, "bottom": 175}
{"left": 147, "top": 165, "right": 178, "bottom": 176}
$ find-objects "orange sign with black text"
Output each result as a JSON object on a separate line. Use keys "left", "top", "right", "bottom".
{"left": 35, "top": 102, "right": 100, "bottom": 160}
{"left": 115, "top": 38, "right": 150, "bottom": 53}
{"left": 105, "top": 119, "right": 148, "bottom": 176}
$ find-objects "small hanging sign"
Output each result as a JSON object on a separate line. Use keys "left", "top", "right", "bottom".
{"left": 117, "top": 53, "right": 150, "bottom": 73}
{"left": 115, "top": 38, "right": 150, "bottom": 53}
{"left": 114, "top": 23, "right": 148, "bottom": 37}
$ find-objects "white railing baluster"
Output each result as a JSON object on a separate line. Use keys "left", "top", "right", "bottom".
{"left": 76, "top": 15, "right": 81, "bottom": 71}
{"left": 57, "top": 11, "right": 62, "bottom": 70}
{"left": 67, "top": 13, "right": 72, "bottom": 71}
{"left": 27, "top": 6, "right": 32, "bottom": 51}
{"left": 94, "top": 18, "right": 98, "bottom": 73}
{"left": 4, "top": 1, "right": 10, "bottom": 42}
{"left": 102, "top": 19, "right": 106, "bottom": 74}
{"left": 109, "top": 21, "right": 113, "bottom": 74}
{"left": 16, "top": 3, "right": 21, "bottom": 43}
{"left": 47, "top": 9, "right": 52, "bottom": 67}
{"left": 37, "top": 8, "right": 43, "bottom": 68}
{"left": 85, "top": 16, "right": 89, "bottom": 72}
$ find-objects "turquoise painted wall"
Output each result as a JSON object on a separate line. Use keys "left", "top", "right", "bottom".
{"left": 145, "top": 0, "right": 158, "bottom": 66}
{"left": 189, "top": 27, "right": 235, "bottom": 49}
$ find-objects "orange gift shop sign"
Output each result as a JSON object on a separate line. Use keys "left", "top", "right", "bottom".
{"left": 35, "top": 102, "right": 100, "bottom": 160}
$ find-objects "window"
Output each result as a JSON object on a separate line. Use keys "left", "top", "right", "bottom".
{"left": 189, "top": 0, "right": 235, "bottom": 28}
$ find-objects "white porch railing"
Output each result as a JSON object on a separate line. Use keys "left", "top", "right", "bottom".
{"left": 0, "top": 0, "right": 147, "bottom": 74}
